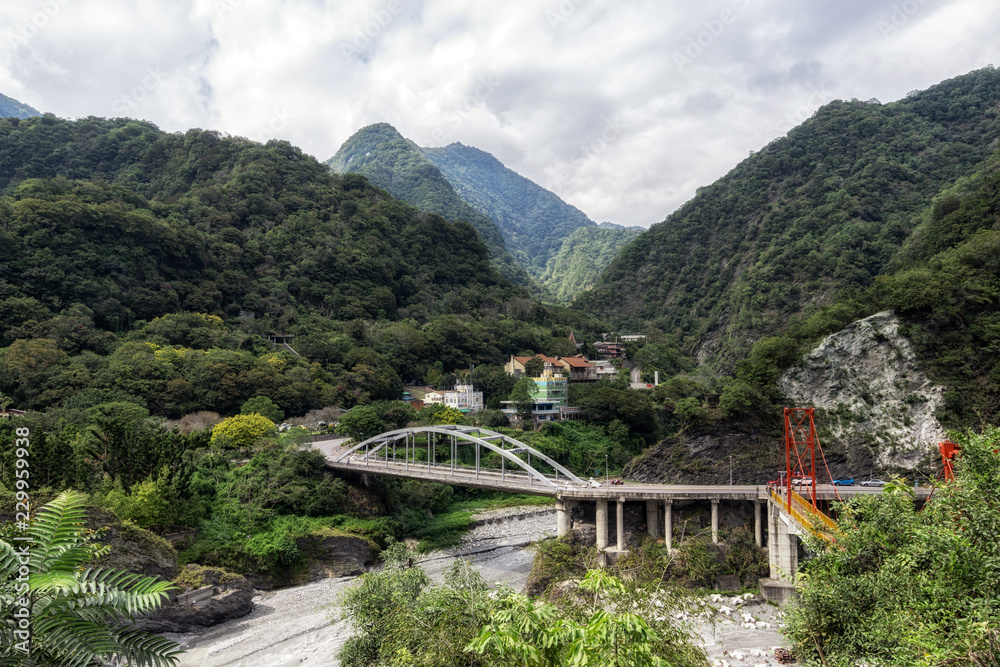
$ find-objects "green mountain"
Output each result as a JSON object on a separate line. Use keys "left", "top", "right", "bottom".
{"left": 580, "top": 67, "right": 1000, "bottom": 369}
{"left": 328, "top": 124, "right": 642, "bottom": 302}
{"left": 325, "top": 123, "right": 529, "bottom": 287}
{"left": 0, "top": 92, "right": 40, "bottom": 119}
{"left": 0, "top": 116, "right": 525, "bottom": 334}
{"left": 539, "top": 223, "right": 644, "bottom": 302}
{"left": 419, "top": 143, "right": 593, "bottom": 269}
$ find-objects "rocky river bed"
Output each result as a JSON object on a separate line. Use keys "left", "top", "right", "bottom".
{"left": 163, "top": 506, "right": 794, "bottom": 666}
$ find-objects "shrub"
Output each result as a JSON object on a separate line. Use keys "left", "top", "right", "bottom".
{"left": 210, "top": 413, "right": 277, "bottom": 449}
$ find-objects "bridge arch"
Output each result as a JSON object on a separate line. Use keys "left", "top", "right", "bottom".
{"left": 333, "top": 425, "right": 585, "bottom": 490}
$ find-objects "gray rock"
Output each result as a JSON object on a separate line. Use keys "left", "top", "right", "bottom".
{"left": 295, "top": 533, "right": 375, "bottom": 581}
{"left": 133, "top": 566, "right": 253, "bottom": 633}
{"left": 779, "top": 310, "right": 946, "bottom": 470}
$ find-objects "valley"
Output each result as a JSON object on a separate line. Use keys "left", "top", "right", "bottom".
{"left": 1, "top": 66, "right": 1000, "bottom": 666}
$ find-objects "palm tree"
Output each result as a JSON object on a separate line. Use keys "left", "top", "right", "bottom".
{"left": 0, "top": 491, "right": 183, "bottom": 666}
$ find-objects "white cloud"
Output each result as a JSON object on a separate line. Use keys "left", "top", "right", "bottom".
{"left": 0, "top": 0, "right": 998, "bottom": 227}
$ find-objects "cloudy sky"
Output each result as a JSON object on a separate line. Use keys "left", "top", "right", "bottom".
{"left": 2, "top": 0, "right": 998, "bottom": 227}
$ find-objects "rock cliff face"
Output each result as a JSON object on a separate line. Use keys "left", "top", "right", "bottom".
{"left": 779, "top": 311, "right": 946, "bottom": 470}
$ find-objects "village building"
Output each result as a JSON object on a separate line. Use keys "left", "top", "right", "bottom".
{"left": 441, "top": 383, "right": 484, "bottom": 413}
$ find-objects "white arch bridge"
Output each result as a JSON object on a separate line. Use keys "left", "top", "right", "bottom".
{"left": 324, "top": 424, "right": 587, "bottom": 494}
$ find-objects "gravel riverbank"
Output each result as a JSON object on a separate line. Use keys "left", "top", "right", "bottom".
{"left": 163, "top": 505, "right": 793, "bottom": 665}
{"left": 165, "top": 506, "right": 557, "bottom": 666}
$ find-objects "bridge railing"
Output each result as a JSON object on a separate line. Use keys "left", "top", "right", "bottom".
{"left": 769, "top": 486, "right": 837, "bottom": 543}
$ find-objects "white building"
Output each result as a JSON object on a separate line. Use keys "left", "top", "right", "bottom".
{"left": 442, "top": 384, "right": 484, "bottom": 413}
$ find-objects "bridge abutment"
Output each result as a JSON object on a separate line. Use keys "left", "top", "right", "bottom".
{"left": 767, "top": 500, "right": 799, "bottom": 582}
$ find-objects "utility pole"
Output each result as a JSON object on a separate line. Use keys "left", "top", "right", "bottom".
{"left": 606, "top": 454, "right": 609, "bottom": 487}
{"left": 730, "top": 455, "right": 733, "bottom": 487}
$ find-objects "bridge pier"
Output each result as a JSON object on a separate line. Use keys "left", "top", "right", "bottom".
{"left": 711, "top": 499, "right": 719, "bottom": 544}
{"left": 556, "top": 499, "right": 575, "bottom": 537}
{"left": 754, "top": 500, "right": 762, "bottom": 547}
{"left": 596, "top": 499, "right": 609, "bottom": 551}
{"left": 664, "top": 500, "right": 673, "bottom": 550}
{"left": 616, "top": 497, "right": 626, "bottom": 553}
{"left": 645, "top": 499, "right": 658, "bottom": 537}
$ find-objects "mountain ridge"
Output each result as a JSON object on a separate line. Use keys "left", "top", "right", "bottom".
{"left": 328, "top": 124, "right": 641, "bottom": 302}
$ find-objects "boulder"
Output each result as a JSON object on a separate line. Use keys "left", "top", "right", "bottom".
{"left": 132, "top": 565, "right": 254, "bottom": 633}
{"left": 295, "top": 531, "right": 375, "bottom": 582}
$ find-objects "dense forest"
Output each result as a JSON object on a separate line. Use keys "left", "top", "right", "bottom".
{"left": 329, "top": 123, "right": 642, "bottom": 302}
{"left": 0, "top": 92, "right": 38, "bottom": 120}
{"left": 582, "top": 67, "right": 1000, "bottom": 371}
{"left": 325, "top": 122, "right": 530, "bottom": 287}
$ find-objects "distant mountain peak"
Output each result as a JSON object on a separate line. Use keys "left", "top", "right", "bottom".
{"left": 0, "top": 92, "right": 41, "bottom": 119}
{"left": 328, "top": 124, "right": 643, "bottom": 303}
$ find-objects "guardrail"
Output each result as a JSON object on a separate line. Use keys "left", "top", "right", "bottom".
{"left": 769, "top": 486, "right": 837, "bottom": 542}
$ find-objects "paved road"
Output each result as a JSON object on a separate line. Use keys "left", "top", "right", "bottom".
{"left": 314, "top": 438, "right": 929, "bottom": 505}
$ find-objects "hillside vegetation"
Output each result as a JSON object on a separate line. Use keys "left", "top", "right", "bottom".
{"left": 539, "top": 223, "right": 643, "bottom": 302}
{"left": 330, "top": 123, "right": 642, "bottom": 302}
{"left": 325, "top": 123, "right": 530, "bottom": 287}
{"left": 0, "top": 92, "right": 39, "bottom": 119}
{"left": 581, "top": 67, "right": 1000, "bottom": 370}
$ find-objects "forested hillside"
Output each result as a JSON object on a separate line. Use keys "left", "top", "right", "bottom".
{"left": 539, "top": 223, "right": 643, "bottom": 302}
{"left": 329, "top": 124, "right": 642, "bottom": 302}
{"left": 581, "top": 67, "right": 1000, "bottom": 369}
{"left": 0, "top": 92, "right": 39, "bottom": 119}
{"left": 420, "top": 142, "right": 594, "bottom": 271}
{"left": 325, "top": 123, "right": 529, "bottom": 287}
{"left": 0, "top": 116, "right": 608, "bottom": 418}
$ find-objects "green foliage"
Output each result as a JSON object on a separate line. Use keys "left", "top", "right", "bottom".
{"left": 467, "top": 569, "right": 706, "bottom": 667}
{"left": 0, "top": 116, "right": 525, "bottom": 338}
{"left": 674, "top": 397, "right": 706, "bottom": 427}
{"left": 578, "top": 386, "right": 659, "bottom": 445}
{"left": 785, "top": 426, "right": 1000, "bottom": 666}
{"left": 431, "top": 406, "right": 466, "bottom": 425}
{"left": 508, "top": 376, "right": 538, "bottom": 421}
{"left": 336, "top": 405, "right": 383, "bottom": 441}
{"left": 338, "top": 548, "right": 705, "bottom": 667}
{"left": 538, "top": 224, "right": 645, "bottom": 302}
{"left": 581, "top": 67, "right": 1000, "bottom": 369}
{"left": 0, "top": 491, "right": 182, "bottom": 666}
{"left": 327, "top": 123, "right": 530, "bottom": 287}
{"left": 96, "top": 466, "right": 178, "bottom": 531}
{"left": 210, "top": 413, "right": 277, "bottom": 450}
{"left": 241, "top": 395, "right": 285, "bottom": 423}
{"left": 0, "top": 93, "right": 39, "bottom": 120}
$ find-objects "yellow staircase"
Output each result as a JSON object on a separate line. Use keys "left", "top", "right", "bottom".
{"left": 769, "top": 486, "right": 838, "bottom": 542}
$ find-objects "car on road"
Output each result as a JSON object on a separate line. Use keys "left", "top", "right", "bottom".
{"left": 860, "top": 478, "right": 886, "bottom": 487}
{"left": 791, "top": 477, "right": 812, "bottom": 486}
{"left": 832, "top": 478, "right": 855, "bottom": 486}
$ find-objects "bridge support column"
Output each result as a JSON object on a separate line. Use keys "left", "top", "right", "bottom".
{"left": 646, "top": 499, "right": 658, "bottom": 537}
{"left": 596, "top": 500, "right": 609, "bottom": 551}
{"left": 616, "top": 497, "right": 626, "bottom": 552}
{"left": 767, "top": 501, "right": 798, "bottom": 582}
{"left": 556, "top": 499, "right": 572, "bottom": 537}
{"left": 754, "top": 500, "right": 762, "bottom": 547}
{"left": 711, "top": 499, "right": 720, "bottom": 544}
{"left": 664, "top": 500, "right": 673, "bottom": 550}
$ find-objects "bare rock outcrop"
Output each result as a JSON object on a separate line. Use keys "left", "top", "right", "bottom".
{"left": 779, "top": 311, "right": 945, "bottom": 469}
{"left": 133, "top": 565, "right": 254, "bottom": 633}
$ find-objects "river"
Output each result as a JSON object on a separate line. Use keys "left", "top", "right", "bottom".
{"left": 164, "top": 506, "right": 791, "bottom": 666}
